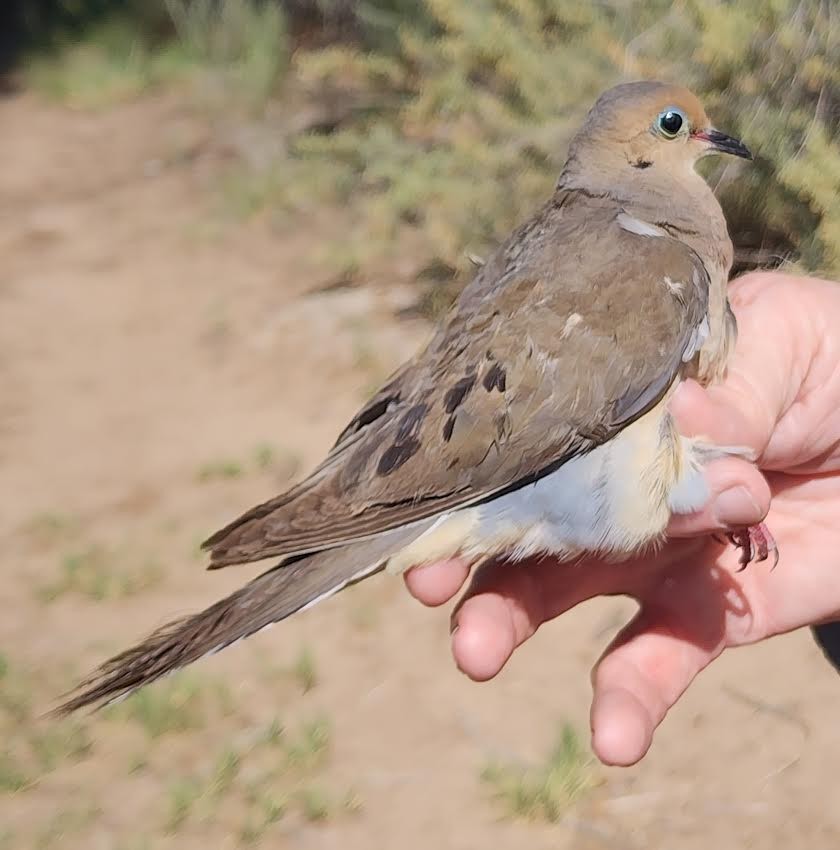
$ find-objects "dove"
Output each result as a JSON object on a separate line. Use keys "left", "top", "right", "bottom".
{"left": 57, "top": 80, "right": 769, "bottom": 714}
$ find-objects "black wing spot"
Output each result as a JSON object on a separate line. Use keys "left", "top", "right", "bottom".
{"left": 377, "top": 403, "right": 428, "bottom": 476}
{"left": 377, "top": 438, "right": 421, "bottom": 476}
{"left": 444, "top": 376, "right": 475, "bottom": 413}
{"left": 632, "top": 159, "right": 653, "bottom": 169}
{"left": 334, "top": 392, "right": 400, "bottom": 446}
{"left": 355, "top": 395, "right": 399, "bottom": 428}
{"left": 482, "top": 362, "right": 506, "bottom": 392}
{"left": 442, "top": 415, "right": 456, "bottom": 442}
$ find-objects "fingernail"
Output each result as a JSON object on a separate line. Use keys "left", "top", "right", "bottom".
{"left": 713, "top": 486, "right": 762, "bottom": 528}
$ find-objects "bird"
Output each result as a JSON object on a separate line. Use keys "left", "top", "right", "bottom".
{"left": 56, "top": 80, "right": 769, "bottom": 714}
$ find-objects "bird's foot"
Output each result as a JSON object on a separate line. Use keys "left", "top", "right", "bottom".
{"left": 726, "top": 523, "right": 779, "bottom": 570}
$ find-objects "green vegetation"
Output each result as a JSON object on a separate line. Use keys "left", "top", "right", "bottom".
{"left": 197, "top": 442, "right": 300, "bottom": 482}
{"left": 292, "top": 645, "right": 318, "bottom": 694}
{"left": 0, "top": 656, "right": 94, "bottom": 794}
{"left": 161, "top": 714, "right": 354, "bottom": 837}
{"left": 17, "top": 1, "right": 839, "bottom": 283}
{"left": 164, "top": 776, "right": 205, "bottom": 833}
{"left": 480, "top": 724, "right": 595, "bottom": 822}
{"left": 165, "top": 0, "right": 289, "bottom": 113}
{"left": 253, "top": 442, "right": 276, "bottom": 471}
{"left": 283, "top": 715, "right": 331, "bottom": 768}
{"left": 36, "top": 546, "right": 163, "bottom": 603}
{"left": 105, "top": 672, "right": 233, "bottom": 738}
{"left": 22, "top": 512, "right": 81, "bottom": 547}
{"left": 24, "top": 0, "right": 289, "bottom": 113}
{"left": 286, "top": 0, "right": 838, "bottom": 282}
{"left": 29, "top": 722, "right": 93, "bottom": 772}
{"left": 0, "top": 751, "right": 29, "bottom": 794}
{"left": 664, "top": 2, "right": 840, "bottom": 274}
{"left": 196, "top": 457, "right": 245, "bottom": 482}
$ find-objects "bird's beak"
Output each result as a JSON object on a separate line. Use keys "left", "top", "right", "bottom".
{"left": 692, "top": 128, "right": 752, "bottom": 160}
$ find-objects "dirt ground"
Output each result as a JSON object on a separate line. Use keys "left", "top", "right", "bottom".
{"left": 2, "top": 89, "right": 840, "bottom": 850}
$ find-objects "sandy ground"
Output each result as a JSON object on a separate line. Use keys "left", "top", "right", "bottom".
{"left": 2, "top": 90, "right": 840, "bottom": 850}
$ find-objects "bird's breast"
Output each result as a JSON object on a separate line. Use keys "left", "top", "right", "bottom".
{"left": 466, "top": 393, "right": 692, "bottom": 560}
{"left": 386, "top": 391, "right": 712, "bottom": 573}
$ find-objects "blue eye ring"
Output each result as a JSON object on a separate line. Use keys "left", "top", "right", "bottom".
{"left": 656, "top": 107, "right": 687, "bottom": 139}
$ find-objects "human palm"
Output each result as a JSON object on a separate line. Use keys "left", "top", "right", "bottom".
{"left": 404, "top": 272, "right": 840, "bottom": 766}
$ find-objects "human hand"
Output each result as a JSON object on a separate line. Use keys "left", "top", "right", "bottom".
{"left": 404, "top": 271, "right": 840, "bottom": 766}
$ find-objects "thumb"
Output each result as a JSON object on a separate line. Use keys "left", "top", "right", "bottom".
{"left": 669, "top": 271, "right": 821, "bottom": 462}
{"left": 668, "top": 377, "right": 774, "bottom": 457}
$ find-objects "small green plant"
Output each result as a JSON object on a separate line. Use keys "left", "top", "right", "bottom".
{"left": 196, "top": 458, "right": 244, "bottom": 482}
{"left": 0, "top": 654, "right": 31, "bottom": 723}
{"left": 30, "top": 722, "right": 93, "bottom": 773}
{"left": 36, "top": 546, "right": 163, "bottom": 603}
{"left": 127, "top": 753, "right": 149, "bottom": 774}
{"left": 284, "top": 717, "right": 331, "bottom": 770}
{"left": 164, "top": 777, "right": 204, "bottom": 833}
{"left": 260, "top": 716, "right": 284, "bottom": 747}
{"left": 209, "top": 747, "right": 241, "bottom": 798}
{"left": 481, "top": 724, "right": 595, "bottom": 822}
{"left": 298, "top": 786, "right": 330, "bottom": 822}
{"left": 162, "top": 747, "right": 243, "bottom": 833}
{"left": 292, "top": 646, "right": 318, "bottom": 694}
{"left": 22, "top": 512, "right": 81, "bottom": 547}
{"left": 239, "top": 790, "right": 287, "bottom": 844}
{"left": 106, "top": 673, "right": 212, "bottom": 738}
{"left": 0, "top": 750, "right": 29, "bottom": 793}
{"left": 253, "top": 442, "right": 276, "bottom": 471}
{"left": 341, "top": 788, "right": 364, "bottom": 815}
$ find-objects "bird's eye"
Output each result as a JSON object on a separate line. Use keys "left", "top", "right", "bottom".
{"left": 657, "top": 109, "right": 686, "bottom": 138}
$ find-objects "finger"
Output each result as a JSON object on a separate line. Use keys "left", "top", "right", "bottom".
{"left": 590, "top": 606, "right": 722, "bottom": 766}
{"left": 669, "top": 377, "right": 763, "bottom": 448}
{"left": 403, "top": 558, "right": 471, "bottom": 607}
{"left": 450, "top": 558, "right": 634, "bottom": 681}
{"left": 667, "top": 456, "right": 770, "bottom": 536}
{"left": 452, "top": 593, "right": 522, "bottom": 681}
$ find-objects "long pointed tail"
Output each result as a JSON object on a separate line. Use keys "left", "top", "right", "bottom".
{"left": 54, "top": 524, "right": 427, "bottom": 714}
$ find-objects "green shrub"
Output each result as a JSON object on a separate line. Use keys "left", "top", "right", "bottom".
{"left": 283, "top": 0, "right": 838, "bottom": 282}
{"left": 25, "top": 0, "right": 289, "bottom": 114}
{"left": 19, "top": 0, "right": 840, "bottom": 280}
{"left": 664, "top": 0, "right": 840, "bottom": 274}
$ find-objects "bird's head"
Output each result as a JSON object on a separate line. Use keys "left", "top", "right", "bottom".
{"left": 561, "top": 81, "right": 751, "bottom": 191}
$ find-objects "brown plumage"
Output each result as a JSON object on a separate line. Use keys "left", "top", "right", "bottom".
{"left": 55, "top": 81, "right": 755, "bottom": 714}
{"left": 203, "top": 192, "right": 710, "bottom": 567}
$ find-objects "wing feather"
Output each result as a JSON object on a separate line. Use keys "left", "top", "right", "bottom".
{"left": 205, "top": 193, "right": 710, "bottom": 567}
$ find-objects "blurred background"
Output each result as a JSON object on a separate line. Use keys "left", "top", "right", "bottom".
{"left": 1, "top": 1, "right": 839, "bottom": 848}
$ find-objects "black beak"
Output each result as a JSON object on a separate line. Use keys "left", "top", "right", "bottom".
{"left": 693, "top": 128, "right": 752, "bottom": 160}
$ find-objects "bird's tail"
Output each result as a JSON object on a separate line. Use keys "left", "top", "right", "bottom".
{"left": 53, "top": 524, "right": 428, "bottom": 714}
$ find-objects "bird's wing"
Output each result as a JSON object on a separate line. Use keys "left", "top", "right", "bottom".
{"left": 204, "top": 193, "right": 711, "bottom": 567}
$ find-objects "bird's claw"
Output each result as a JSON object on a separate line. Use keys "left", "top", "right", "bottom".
{"left": 726, "top": 522, "right": 779, "bottom": 571}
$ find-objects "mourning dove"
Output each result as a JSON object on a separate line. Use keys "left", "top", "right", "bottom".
{"left": 58, "top": 80, "right": 768, "bottom": 714}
